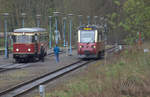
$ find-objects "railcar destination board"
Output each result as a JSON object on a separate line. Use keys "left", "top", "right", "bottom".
{"left": 79, "top": 26, "right": 97, "bottom": 30}
{"left": 83, "top": 27, "right": 92, "bottom": 30}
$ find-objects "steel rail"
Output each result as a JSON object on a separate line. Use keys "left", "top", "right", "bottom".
{"left": 0, "top": 68, "right": 20, "bottom": 73}
{"left": 0, "top": 60, "right": 92, "bottom": 97}
{"left": 0, "top": 64, "right": 25, "bottom": 73}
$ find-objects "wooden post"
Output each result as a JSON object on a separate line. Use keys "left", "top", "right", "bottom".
{"left": 138, "top": 32, "right": 142, "bottom": 48}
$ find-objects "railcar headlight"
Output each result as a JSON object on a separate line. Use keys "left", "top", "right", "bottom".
{"left": 16, "top": 48, "right": 19, "bottom": 52}
{"left": 80, "top": 45, "right": 83, "bottom": 48}
{"left": 28, "top": 48, "right": 31, "bottom": 52}
{"left": 92, "top": 45, "right": 96, "bottom": 48}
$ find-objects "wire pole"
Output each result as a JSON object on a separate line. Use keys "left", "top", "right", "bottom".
{"left": 78, "top": 15, "right": 82, "bottom": 26}
{"left": 49, "top": 16, "right": 52, "bottom": 49}
{"left": 87, "top": 16, "right": 90, "bottom": 25}
{"left": 21, "top": 13, "right": 26, "bottom": 28}
{"left": 68, "top": 14, "right": 73, "bottom": 55}
{"left": 3, "top": 13, "right": 9, "bottom": 59}
{"left": 104, "top": 18, "right": 108, "bottom": 65}
{"left": 36, "top": 14, "right": 41, "bottom": 27}
{"left": 53, "top": 12, "right": 60, "bottom": 45}
{"left": 94, "top": 16, "right": 98, "bottom": 25}
{"left": 55, "top": 16, "right": 58, "bottom": 45}
{"left": 0, "top": 15, "right": 1, "bottom": 35}
{"left": 63, "top": 17, "right": 67, "bottom": 47}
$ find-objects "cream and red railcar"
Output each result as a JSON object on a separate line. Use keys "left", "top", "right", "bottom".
{"left": 78, "top": 26, "right": 105, "bottom": 59}
{"left": 12, "top": 28, "right": 48, "bottom": 62}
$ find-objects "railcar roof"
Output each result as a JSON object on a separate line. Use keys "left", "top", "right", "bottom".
{"left": 14, "top": 27, "right": 46, "bottom": 32}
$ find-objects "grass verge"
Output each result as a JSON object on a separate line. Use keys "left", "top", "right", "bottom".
{"left": 35, "top": 45, "right": 150, "bottom": 97}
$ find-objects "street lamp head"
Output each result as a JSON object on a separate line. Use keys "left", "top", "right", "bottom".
{"left": 63, "top": 17, "right": 67, "bottom": 20}
{"left": 68, "top": 14, "right": 73, "bottom": 16}
{"left": 94, "top": 16, "right": 98, "bottom": 18}
{"left": 36, "top": 14, "right": 41, "bottom": 19}
{"left": 53, "top": 12, "right": 60, "bottom": 16}
{"left": 68, "top": 14, "right": 73, "bottom": 19}
{"left": 21, "top": 13, "right": 26, "bottom": 16}
{"left": 3, "top": 13, "right": 9, "bottom": 16}
{"left": 87, "top": 16, "right": 90, "bottom": 18}
{"left": 49, "top": 16, "right": 52, "bottom": 18}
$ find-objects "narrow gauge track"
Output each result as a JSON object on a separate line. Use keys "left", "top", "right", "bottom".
{"left": 0, "top": 60, "right": 93, "bottom": 97}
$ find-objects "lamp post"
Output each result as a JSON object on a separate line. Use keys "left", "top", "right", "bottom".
{"left": 0, "top": 15, "right": 1, "bottom": 35}
{"left": 3, "top": 13, "right": 9, "bottom": 58}
{"left": 53, "top": 12, "right": 60, "bottom": 45}
{"left": 104, "top": 18, "right": 108, "bottom": 65}
{"left": 68, "top": 14, "right": 73, "bottom": 55}
{"left": 49, "top": 16, "right": 52, "bottom": 49}
{"left": 87, "top": 16, "right": 90, "bottom": 25}
{"left": 94, "top": 16, "right": 98, "bottom": 25}
{"left": 21, "top": 13, "right": 26, "bottom": 28}
{"left": 78, "top": 15, "right": 82, "bottom": 26}
{"left": 63, "top": 17, "right": 67, "bottom": 47}
{"left": 36, "top": 14, "right": 41, "bottom": 27}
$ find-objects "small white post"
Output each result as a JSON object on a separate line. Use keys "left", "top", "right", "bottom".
{"left": 66, "top": 41, "right": 68, "bottom": 56}
{"left": 39, "top": 85, "right": 45, "bottom": 97}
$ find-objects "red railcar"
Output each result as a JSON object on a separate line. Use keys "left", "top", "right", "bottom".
{"left": 12, "top": 28, "right": 48, "bottom": 62}
{"left": 77, "top": 26, "right": 105, "bottom": 59}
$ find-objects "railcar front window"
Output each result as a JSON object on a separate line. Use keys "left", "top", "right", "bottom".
{"left": 15, "top": 35, "right": 33, "bottom": 43}
{"left": 80, "top": 30, "right": 95, "bottom": 43}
